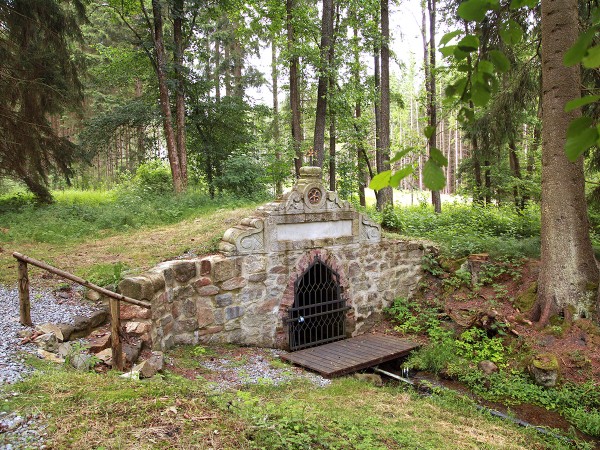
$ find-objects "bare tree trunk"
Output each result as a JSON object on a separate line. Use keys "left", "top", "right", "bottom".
{"left": 287, "top": 0, "right": 303, "bottom": 176}
{"left": 353, "top": 24, "right": 366, "bottom": 206}
{"left": 232, "top": 31, "right": 244, "bottom": 97}
{"left": 374, "top": 51, "right": 383, "bottom": 207}
{"left": 151, "top": 0, "right": 183, "bottom": 193}
{"left": 508, "top": 139, "right": 523, "bottom": 209}
{"left": 426, "top": 0, "right": 441, "bottom": 212}
{"left": 173, "top": 0, "right": 187, "bottom": 188}
{"left": 272, "top": 38, "right": 282, "bottom": 195}
{"left": 313, "top": 0, "right": 334, "bottom": 168}
{"left": 215, "top": 39, "right": 221, "bottom": 101}
{"left": 534, "top": 0, "right": 599, "bottom": 325}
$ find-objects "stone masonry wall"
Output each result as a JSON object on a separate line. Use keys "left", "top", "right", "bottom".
{"left": 117, "top": 239, "right": 431, "bottom": 351}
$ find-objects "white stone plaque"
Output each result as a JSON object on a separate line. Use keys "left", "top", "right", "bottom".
{"left": 277, "top": 220, "right": 353, "bottom": 241}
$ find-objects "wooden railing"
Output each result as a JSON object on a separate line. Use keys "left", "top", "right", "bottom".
{"left": 12, "top": 252, "right": 151, "bottom": 371}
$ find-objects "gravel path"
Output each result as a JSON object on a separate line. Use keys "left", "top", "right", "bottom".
{"left": 0, "top": 285, "right": 100, "bottom": 450}
{"left": 0, "top": 285, "right": 100, "bottom": 385}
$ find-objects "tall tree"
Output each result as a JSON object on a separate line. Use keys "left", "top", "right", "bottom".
{"left": 533, "top": 0, "right": 599, "bottom": 325}
{"left": 0, "top": 0, "right": 85, "bottom": 202}
{"left": 426, "top": 0, "right": 441, "bottom": 213}
{"left": 376, "top": 0, "right": 393, "bottom": 210}
{"left": 313, "top": 0, "right": 335, "bottom": 168}
{"left": 287, "top": 0, "right": 303, "bottom": 176}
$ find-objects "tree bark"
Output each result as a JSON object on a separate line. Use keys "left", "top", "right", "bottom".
{"left": 508, "top": 139, "right": 523, "bottom": 209}
{"left": 534, "top": 0, "right": 599, "bottom": 325}
{"left": 272, "top": 38, "right": 282, "bottom": 195}
{"left": 151, "top": 0, "right": 183, "bottom": 193}
{"left": 173, "top": 0, "right": 187, "bottom": 189}
{"left": 426, "top": 0, "right": 441, "bottom": 213}
{"left": 287, "top": 0, "right": 303, "bottom": 176}
{"left": 377, "top": 0, "right": 393, "bottom": 210}
{"left": 313, "top": 0, "right": 334, "bottom": 168}
{"left": 353, "top": 24, "right": 366, "bottom": 206}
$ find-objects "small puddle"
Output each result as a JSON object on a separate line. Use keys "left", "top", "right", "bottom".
{"left": 380, "top": 368, "right": 600, "bottom": 448}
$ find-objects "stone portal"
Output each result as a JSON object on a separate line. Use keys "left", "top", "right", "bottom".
{"left": 118, "top": 167, "right": 433, "bottom": 351}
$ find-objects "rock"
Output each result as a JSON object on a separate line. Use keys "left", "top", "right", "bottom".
{"left": 37, "top": 349, "right": 64, "bottom": 364}
{"left": 70, "top": 354, "right": 94, "bottom": 371}
{"left": 96, "top": 348, "right": 113, "bottom": 364}
{"left": 71, "top": 309, "right": 109, "bottom": 339}
{"left": 33, "top": 333, "right": 59, "bottom": 353}
{"left": 85, "top": 289, "right": 102, "bottom": 301}
{"left": 57, "top": 342, "right": 73, "bottom": 359}
{"left": 125, "top": 321, "right": 151, "bottom": 335}
{"left": 478, "top": 360, "right": 499, "bottom": 375}
{"left": 353, "top": 373, "right": 383, "bottom": 386}
{"left": 132, "top": 352, "right": 164, "bottom": 378}
{"left": 89, "top": 333, "right": 111, "bottom": 353}
{"left": 120, "top": 304, "right": 151, "bottom": 320}
{"left": 35, "top": 323, "right": 64, "bottom": 342}
{"left": 17, "top": 330, "right": 33, "bottom": 339}
{"left": 123, "top": 341, "right": 143, "bottom": 365}
{"left": 56, "top": 323, "right": 74, "bottom": 341}
{"left": 120, "top": 370, "right": 140, "bottom": 380}
{"left": 529, "top": 353, "right": 559, "bottom": 387}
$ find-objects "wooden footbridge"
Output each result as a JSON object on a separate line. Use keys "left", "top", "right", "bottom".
{"left": 280, "top": 333, "right": 418, "bottom": 378}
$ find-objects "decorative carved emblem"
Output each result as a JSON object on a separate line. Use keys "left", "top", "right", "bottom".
{"left": 307, "top": 187, "right": 322, "bottom": 205}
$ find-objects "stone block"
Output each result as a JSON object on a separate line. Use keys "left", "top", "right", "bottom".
{"left": 118, "top": 276, "right": 156, "bottom": 302}
{"left": 197, "top": 307, "right": 215, "bottom": 328}
{"left": 247, "top": 272, "right": 267, "bottom": 283}
{"left": 120, "top": 304, "right": 152, "bottom": 320}
{"left": 225, "top": 306, "right": 244, "bottom": 321}
{"left": 175, "top": 319, "right": 198, "bottom": 333}
{"left": 196, "top": 285, "right": 219, "bottom": 296}
{"left": 125, "top": 321, "right": 151, "bottom": 335}
{"left": 269, "top": 265, "right": 287, "bottom": 274}
{"left": 221, "top": 277, "right": 247, "bottom": 291}
{"left": 199, "top": 325, "right": 223, "bottom": 336}
{"left": 243, "top": 255, "right": 267, "bottom": 274}
{"left": 212, "top": 257, "right": 241, "bottom": 282}
{"left": 215, "top": 293, "right": 233, "bottom": 307}
{"left": 171, "top": 261, "right": 197, "bottom": 283}
{"left": 193, "top": 277, "right": 212, "bottom": 289}
{"left": 173, "top": 333, "right": 198, "bottom": 346}
{"left": 213, "top": 309, "right": 225, "bottom": 325}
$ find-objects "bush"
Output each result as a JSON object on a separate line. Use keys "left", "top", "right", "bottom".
{"left": 132, "top": 160, "right": 173, "bottom": 194}
{"left": 215, "top": 155, "right": 267, "bottom": 198}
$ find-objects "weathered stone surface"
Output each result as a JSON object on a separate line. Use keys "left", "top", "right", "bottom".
{"left": 125, "top": 321, "right": 151, "bottom": 335}
{"left": 72, "top": 309, "right": 108, "bottom": 339}
{"left": 133, "top": 352, "right": 164, "bottom": 378}
{"left": 57, "top": 342, "right": 72, "bottom": 359}
{"left": 85, "top": 289, "right": 102, "bottom": 301}
{"left": 529, "top": 353, "right": 559, "bottom": 387}
{"left": 118, "top": 276, "right": 156, "bottom": 301}
{"left": 89, "top": 333, "right": 111, "bottom": 353}
{"left": 35, "top": 323, "right": 64, "bottom": 342}
{"left": 96, "top": 348, "right": 112, "bottom": 363}
{"left": 33, "top": 333, "right": 59, "bottom": 352}
{"left": 196, "top": 285, "right": 219, "bottom": 296}
{"left": 199, "top": 325, "right": 223, "bottom": 336}
{"left": 37, "top": 349, "right": 64, "bottom": 364}
{"left": 221, "top": 277, "right": 247, "bottom": 291}
{"left": 123, "top": 341, "right": 143, "bottom": 365}
{"left": 247, "top": 272, "right": 267, "bottom": 283}
{"left": 173, "top": 285, "right": 194, "bottom": 302}
{"left": 71, "top": 354, "right": 94, "bottom": 371}
{"left": 212, "top": 257, "right": 241, "bottom": 282}
{"left": 478, "top": 360, "right": 499, "bottom": 375}
{"left": 120, "top": 304, "right": 152, "bottom": 320}
{"left": 197, "top": 307, "right": 214, "bottom": 328}
{"left": 193, "top": 277, "right": 212, "bottom": 289}
{"left": 182, "top": 299, "right": 197, "bottom": 317}
{"left": 225, "top": 306, "right": 244, "bottom": 321}
{"left": 174, "top": 319, "right": 197, "bottom": 333}
{"left": 172, "top": 261, "right": 197, "bottom": 283}
{"left": 215, "top": 293, "right": 233, "bottom": 307}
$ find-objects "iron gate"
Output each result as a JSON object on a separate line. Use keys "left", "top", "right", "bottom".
{"left": 287, "top": 256, "right": 349, "bottom": 351}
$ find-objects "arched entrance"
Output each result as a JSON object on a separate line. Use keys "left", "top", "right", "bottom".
{"left": 287, "top": 256, "right": 349, "bottom": 351}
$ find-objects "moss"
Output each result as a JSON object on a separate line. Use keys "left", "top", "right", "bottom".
{"left": 531, "top": 353, "right": 559, "bottom": 371}
{"left": 515, "top": 282, "right": 537, "bottom": 312}
{"left": 440, "top": 257, "right": 467, "bottom": 272}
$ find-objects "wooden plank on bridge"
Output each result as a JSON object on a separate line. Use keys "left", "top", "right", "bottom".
{"left": 280, "top": 334, "right": 419, "bottom": 378}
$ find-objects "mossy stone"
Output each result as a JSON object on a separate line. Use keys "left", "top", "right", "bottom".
{"left": 532, "top": 353, "right": 559, "bottom": 371}
{"left": 515, "top": 282, "right": 537, "bottom": 312}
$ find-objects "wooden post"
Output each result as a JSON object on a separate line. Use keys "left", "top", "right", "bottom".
{"left": 18, "top": 260, "right": 32, "bottom": 326}
{"left": 110, "top": 298, "right": 124, "bottom": 371}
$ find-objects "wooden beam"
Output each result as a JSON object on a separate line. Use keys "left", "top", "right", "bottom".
{"left": 110, "top": 297, "right": 124, "bottom": 371}
{"left": 17, "top": 260, "right": 32, "bottom": 326}
{"left": 12, "top": 252, "right": 151, "bottom": 309}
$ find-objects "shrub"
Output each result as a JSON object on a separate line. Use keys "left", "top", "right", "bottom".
{"left": 215, "top": 155, "right": 267, "bottom": 198}
{"left": 132, "top": 160, "right": 173, "bottom": 194}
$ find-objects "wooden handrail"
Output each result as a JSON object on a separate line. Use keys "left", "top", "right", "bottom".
{"left": 12, "top": 252, "right": 151, "bottom": 309}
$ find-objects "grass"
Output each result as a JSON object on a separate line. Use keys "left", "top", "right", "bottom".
{"left": 0, "top": 353, "right": 577, "bottom": 450}
{"left": 0, "top": 188, "right": 259, "bottom": 285}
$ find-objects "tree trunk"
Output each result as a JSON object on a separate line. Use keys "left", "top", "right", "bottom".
{"left": 374, "top": 51, "right": 383, "bottom": 208}
{"left": 534, "top": 0, "right": 599, "bottom": 325}
{"left": 508, "top": 139, "right": 523, "bottom": 210}
{"left": 151, "top": 0, "right": 183, "bottom": 193}
{"left": 427, "top": 0, "right": 441, "bottom": 213}
{"left": 215, "top": 39, "right": 221, "bottom": 101}
{"left": 272, "top": 38, "right": 282, "bottom": 196}
{"left": 173, "top": 0, "right": 187, "bottom": 189}
{"left": 353, "top": 24, "right": 366, "bottom": 206}
{"left": 377, "top": 0, "right": 393, "bottom": 210}
{"left": 313, "top": 0, "right": 334, "bottom": 168}
{"left": 287, "top": 0, "right": 303, "bottom": 176}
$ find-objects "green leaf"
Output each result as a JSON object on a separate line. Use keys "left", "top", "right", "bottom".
{"left": 424, "top": 126, "right": 436, "bottom": 139}
{"left": 430, "top": 147, "right": 448, "bottom": 167}
{"left": 582, "top": 45, "right": 600, "bottom": 68}
{"left": 369, "top": 170, "right": 391, "bottom": 191}
{"left": 389, "top": 166, "right": 414, "bottom": 187}
{"left": 471, "top": 81, "right": 491, "bottom": 107}
{"left": 457, "top": 35, "right": 480, "bottom": 52}
{"left": 453, "top": 47, "right": 470, "bottom": 61}
{"left": 510, "top": 0, "right": 538, "bottom": 9}
{"left": 478, "top": 60, "right": 494, "bottom": 74}
{"left": 457, "top": 0, "right": 488, "bottom": 22}
{"left": 423, "top": 160, "right": 446, "bottom": 191}
{"left": 390, "top": 147, "right": 414, "bottom": 163}
{"left": 489, "top": 50, "right": 510, "bottom": 73}
{"left": 440, "top": 30, "right": 462, "bottom": 46}
{"left": 499, "top": 19, "right": 523, "bottom": 45}
{"left": 564, "top": 29, "right": 596, "bottom": 66}
{"left": 565, "top": 95, "right": 600, "bottom": 112}
{"left": 565, "top": 128, "right": 598, "bottom": 162}
{"left": 440, "top": 45, "right": 457, "bottom": 58}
